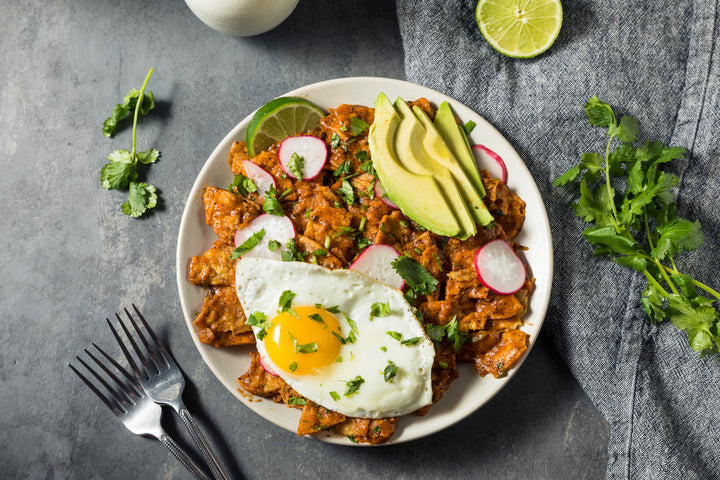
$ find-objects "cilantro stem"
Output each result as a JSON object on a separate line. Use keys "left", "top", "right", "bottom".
{"left": 643, "top": 269, "right": 669, "bottom": 297}
{"left": 604, "top": 137, "right": 622, "bottom": 232}
{"left": 131, "top": 68, "right": 154, "bottom": 159}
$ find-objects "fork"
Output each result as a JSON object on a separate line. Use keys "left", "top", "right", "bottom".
{"left": 69, "top": 344, "right": 211, "bottom": 480}
{"left": 108, "top": 305, "right": 231, "bottom": 480}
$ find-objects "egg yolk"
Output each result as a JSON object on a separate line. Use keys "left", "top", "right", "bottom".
{"left": 264, "top": 306, "right": 343, "bottom": 375}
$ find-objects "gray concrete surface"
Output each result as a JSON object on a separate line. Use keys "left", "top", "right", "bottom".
{"left": 0, "top": 1, "right": 609, "bottom": 478}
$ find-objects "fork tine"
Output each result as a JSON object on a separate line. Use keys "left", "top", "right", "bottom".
{"left": 69, "top": 362, "right": 123, "bottom": 415}
{"left": 107, "top": 317, "right": 144, "bottom": 380}
{"left": 125, "top": 306, "right": 167, "bottom": 371}
{"left": 91, "top": 342, "right": 143, "bottom": 397}
{"left": 131, "top": 303, "right": 172, "bottom": 367}
{"left": 114, "top": 312, "right": 156, "bottom": 379}
{"left": 74, "top": 353, "right": 133, "bottom": 415}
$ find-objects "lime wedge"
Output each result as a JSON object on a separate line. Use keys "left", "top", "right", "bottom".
{"left": 476, "top": 0, "right": 563, "bottom": 58}
{"left": 246, "top": 97, "right": 326, "bottom": 156}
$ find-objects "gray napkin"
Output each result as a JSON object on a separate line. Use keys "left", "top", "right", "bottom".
{"left": 395, "top": 1, "right": 720, "bottom": 478}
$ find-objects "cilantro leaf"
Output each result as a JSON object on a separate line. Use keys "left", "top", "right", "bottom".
{"left": 278, "top": 290, "right": 297, "bottom": 317}
{"left": 383, "top": 361, "right": 398, "bottom": 382}
{"left": 100, "top": 156, "right": 138, "bottom": 190}
{"left": 369, "top": 302, "right": 390, "bottom": 321}
{"left": 230, "top": 174, "right": 257, "bottom": 196}
{"left": 391, "top": 255, "right": 438, "bottom": 295}
{"left": 263, "top": 188, "right": 285, "bottom": 216}
{"left": 288, "top": 153, "right": 305, "bottom": 180}
{"left": 344, "top": 376, "right": 365, "bottom": 396}
{"left": 231, "top": 228, "right": 266, "bottom": 259}
{"left": 122, "top": 182, "right": 157, "bottom": 218}
{"left": 584, "top": 96, "right": 615, "bottom": 128}
{"left": 349, "top": 117, "right": 369, "bottom": 136}
{"left": 338, "top": 179, "right": 354, "bottom": 205}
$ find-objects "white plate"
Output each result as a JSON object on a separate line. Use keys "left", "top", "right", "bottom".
{"left": 176, "top": 77, "right": 553, "bottom": 445}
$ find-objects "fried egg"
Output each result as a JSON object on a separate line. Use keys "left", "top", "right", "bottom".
{"left": 235, "top": 257, "right": 435, "bottom": 418}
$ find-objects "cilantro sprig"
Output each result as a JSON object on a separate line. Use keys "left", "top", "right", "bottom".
{"left": 100, "top": 68, "right": 160, "bottom": 218}
{"left": 554, "top": 96, "right": 720, "bottom": 356}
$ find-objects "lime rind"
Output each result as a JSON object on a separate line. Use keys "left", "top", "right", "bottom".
{"left": 246, "top": 97, "right": 325, "bottom": 156}
{"left": 476, "top": 0, "right": 563, "bottom": 59}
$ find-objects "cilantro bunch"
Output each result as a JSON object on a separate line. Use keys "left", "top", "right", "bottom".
{"left": 554, "top": 96, "right": 720, "bottom": 355}
{"left": 100, "top": 68, "right": 160, "bottom": 217}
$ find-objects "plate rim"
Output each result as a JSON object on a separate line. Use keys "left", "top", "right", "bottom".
{"left": 175, "top": 76, "right": 554, "bottom": 446}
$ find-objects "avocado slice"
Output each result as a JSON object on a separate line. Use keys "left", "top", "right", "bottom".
{"left": 433, "top": 101, "right": 486, "bottom": 197}
{"left": 407, "top": 103, "right": 494, "bottom": 227}
{"left": 368, "top": 93, "right": 462, "bottom": 238}
{"left": 392, "top": 99, "right": 476, "bottom": 239}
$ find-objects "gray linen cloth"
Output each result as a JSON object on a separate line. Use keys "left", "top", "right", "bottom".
{"left": 395, "top": 1, "right": 720, "bottom": 478}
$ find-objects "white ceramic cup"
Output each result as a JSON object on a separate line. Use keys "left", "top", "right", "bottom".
{"left": 184, "top": 0, "right": 300, "bottom": 37}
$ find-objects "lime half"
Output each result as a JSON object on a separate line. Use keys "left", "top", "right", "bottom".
{"left": 246, "top": 97, "right": 326, "bottom": 156}
{"left": 476, "top": 0, "right": 563, "bottom": 58}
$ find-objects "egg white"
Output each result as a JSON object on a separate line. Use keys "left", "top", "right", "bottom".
{"left": 235, "top": 257, "right": 435, "bottom": 418}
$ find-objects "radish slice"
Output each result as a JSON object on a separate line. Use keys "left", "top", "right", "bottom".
{"left": 234, "top": 214, "right": 295, "bottom": 260}
{"left": 278, "top": 135, "right": 328, "bottom": 180}
{"left": 349, "top": 244, "right": 405, "bottom": 290}
{"left": 242, "top": 160, "right": 276, "bottom": 197}
{"left": 472, "top": 145, "right": 508, "bottom": 183}
{"left": 473, "top": 239, "right": 526, "bottom": 295}
{"left": 374, "top": 180, "right": 399, "bottom": 209}
{"left": 258, "top": 354, "right": 279, "bottom": 376}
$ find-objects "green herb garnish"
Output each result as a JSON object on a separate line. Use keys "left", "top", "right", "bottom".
{"left": 263, "top": 186, "right": 285, "bottom": 216}
{"left": 278, "top": 290, "right": 297, "bottom": 317}
{"left": 349, "top": 116, "right": 369, "bottom": 136}
{"left": 554, "top": 96, "right": 720, "bottom": 355}
{"left": 392, "top": 255, "right": 438, "bottom": 297}
{"left": 288, "top": 153, "right": 305, "bottom": 180}
{"left": 231, "top": 228, "right": 266, "bottom": 259}
{"left": 369, "top": 302, "right": 390, "bottom": 321}
{"left": 383, "top": 361, "right": 398, "bottom": 382}
{"left": 229, "top": 174, "right": 257, "bottom": 196}
{"left": 344, "top": 376, "right": 365, "bottom": 396}
{"left": 100, "top": 68, "right": 159, "bottom": 217}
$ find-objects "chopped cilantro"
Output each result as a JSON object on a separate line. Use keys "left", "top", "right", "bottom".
{"left": 392, "top": 255, "right": 438, "bottom": 296}
{"left": 288, "top": 396, "right": 306, "bottom": 405}
{"left": 288, "top": 153, "right": 305, "bottom": 180}
{"left": 278, "top": 290, "right": 297, "bottom": 317}
{"left": 229, "top": 174, "right": 257, "bottom": 196}
{"left": 329, "top": 391, "right": 340, "bottom": 401}
{"left": 370, "top": 302, "right": 390, "bottom": 321}
{"left": 231, "top": 228, "right": 266, "bottom": 259}
{"left": 383, "top": 361, "right": 398, "bottom": 382}
{"left": 263, "top": 187, "right": 284, "bottom": 216}
{"left": 401, "top": 336, "right": 422, "bottom": 346}
{"left": 338, "top": 179, "right": 355, "bottom": 204}
{"left": 386, "top": 331, "right": 403, "bottom": 342}
{"left": 288, "top": 332, "right": 318, "bottom": 354}
{"left": 247, "top": 312, "right": 270, "bottom": 340}
{"left": 344, "top": 376, "right": 365, "bottom": 396}
{"left": 333, "top": 159, "right": 352, "bottom": 177}
{"left": 308, "top": 313, "right": 326, "bottom": 327}
{"left": 267, "top": 239, "right": 282, "bottom": 252}
{"left": 288, "top": 362, "right": 298, "bottom": 372}
{"left": 330, "top": 133, "right": 341, "bottom": 149}
{"left": 349, "top": 116, "right": 369, "bottom": 136}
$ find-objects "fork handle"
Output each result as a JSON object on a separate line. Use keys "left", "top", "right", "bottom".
{"left": 180, "top": 409, "right": 231, "bottom": 480}
{"left": 161, "top": 434, "right": 212, "bottom": 480}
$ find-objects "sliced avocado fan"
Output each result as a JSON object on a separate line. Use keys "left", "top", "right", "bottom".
{"left": 393, "top": 98, "right": 477, "bottom": 240}
{"left": 412, "top": 104, "right": 494, "bottom": 227}
{"left": 368, "top": 93, "right": 462, "bottom": 238}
